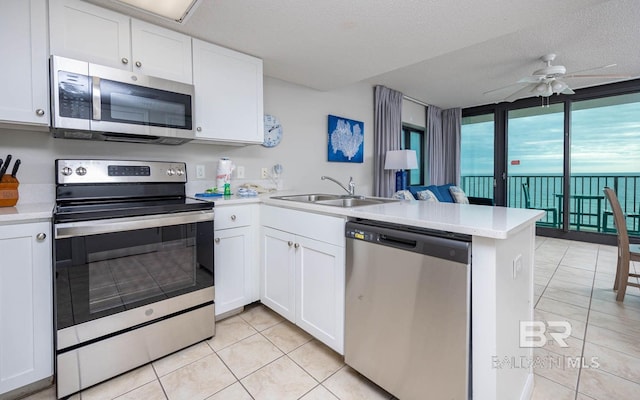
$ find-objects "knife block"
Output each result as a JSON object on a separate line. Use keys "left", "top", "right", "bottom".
{"left": 0, "top": 175, "right": 19, "bottom": 207}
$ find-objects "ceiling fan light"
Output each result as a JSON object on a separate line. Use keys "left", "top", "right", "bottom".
{"left": 534, "top": 83, "right": 548, "bottom": 93}
{"left": 551, "top": 80, "right": 567, "bottom": 93}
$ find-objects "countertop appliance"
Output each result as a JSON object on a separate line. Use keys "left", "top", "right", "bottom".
{"left": 50, "top": 56, "right": 195, "bottom": 145}
{"left": 53, "top": 159, "right": 214, "bottom": 398}
{"left": 345, "top": 220, "right": 471, "bottom": 400}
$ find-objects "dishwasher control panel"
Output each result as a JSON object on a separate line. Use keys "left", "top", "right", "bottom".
{"left": 345, "top": 227, "right": 375, "bottom": 242}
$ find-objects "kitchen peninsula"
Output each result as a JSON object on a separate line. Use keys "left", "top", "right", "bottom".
{"left": 262, "top": 197, "right": 544, "bottom": 400}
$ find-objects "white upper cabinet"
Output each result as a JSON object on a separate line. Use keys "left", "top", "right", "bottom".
{"left": 49, "top": 0, "right": 130, "bottom": 70}
{"left": 192, "top": 39, "right": 264, "bottom": 144}
{"left": 0, "top": 0, "right": 49, "bottom": 127}
{"left": 49, "top": 0, "right": 193, "bottom": 84}
{"left": 130, "top": 19, "right": 192, "bottom": 84}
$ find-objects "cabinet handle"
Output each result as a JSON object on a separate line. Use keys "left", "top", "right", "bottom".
{"left": 287, "top": 241, "right": 293, "bottom": 247}
{"left": 215, "top": 238, "right": 221, "bottom": 244}
{"left": 35, "top": 108, "right": 45, "bottom": 116}
{"left": 196, "top": 127, "right": 202, "bottom": 132}
{"left": 36, "top": 233, "right": 46, "bottom": 241}
{"left": 135, "top": 61, "right": 142, "bottom": 68}
{"left": 294, "top": 243, "right": 300, "bottom": 249}
{"left": 230, "top": 215, "right": 237, "bottom": 221}
{"left": 121, "top": 57, "right": 129, "bottom": 65}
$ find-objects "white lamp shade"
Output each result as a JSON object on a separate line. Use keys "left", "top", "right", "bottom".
{"left": 384, "top": 150, "right": 418, "bottom": 170}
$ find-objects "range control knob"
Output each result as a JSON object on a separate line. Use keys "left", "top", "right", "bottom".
{"left": 61, "top": 167, "right": 73, "bottom": 176}
{"left": 167, "top": 168, "right": 176, "bottom": 176}
{"left": 176, "top": 168, "right": 185, "bottom": 176}
{"left": 76, "top": 167, "right": 87, "bottom": 176}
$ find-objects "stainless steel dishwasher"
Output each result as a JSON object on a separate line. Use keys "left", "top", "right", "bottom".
{"left": 345, "top": 220, "right": 471, "bottom": 400}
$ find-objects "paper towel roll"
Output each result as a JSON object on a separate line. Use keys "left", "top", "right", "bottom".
{"left": 216, "top": 158, "right": 234, "bottom": 189}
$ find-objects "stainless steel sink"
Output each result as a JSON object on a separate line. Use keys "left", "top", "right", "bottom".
{"left": 272, "top": 193, "right": 343, "bottom": 202}
{"left": 314, "top": 198, "right": 395, "bottom": 207}
{"left": 271, "top": 193, "right": 399, "bottom": 208}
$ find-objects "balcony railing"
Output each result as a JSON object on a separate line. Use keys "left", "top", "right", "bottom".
{"left": 461, "top": 174, "right": 640, "bottom": 234}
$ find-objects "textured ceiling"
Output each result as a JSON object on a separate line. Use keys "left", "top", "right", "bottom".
{"left": 87, "top": 0, "right": 640, "bottom": 108}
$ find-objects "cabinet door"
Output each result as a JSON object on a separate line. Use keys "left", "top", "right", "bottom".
{"left": 49, "top": 0, "right": 131, "bottom": 70}
{"left": 0, "top": 0, "right": 49, "bottom": 126}
{"left": 296, "top": 236, "right": 345, "bottom": 354}
{"left": 192, "top": 39, "right": 264, "bottom": 144}
{"left": 130, "top": 19, "right": 193, "bottom": 84}
{"left": 261, "top": 227, "right": 295, "bottom": 321}
{"left": 0, "top": 222, "right": 52, "bottom": 395}
{"left": 214, "top": 226, "right": 251, "bottom": 316}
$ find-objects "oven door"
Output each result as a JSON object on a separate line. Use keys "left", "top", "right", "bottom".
{"left": 54, "top": 210, "right": 214, "bottom": 347}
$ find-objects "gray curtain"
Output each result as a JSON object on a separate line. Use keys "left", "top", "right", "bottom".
{"left": 427, "top": 106, "right": 461, "bottom": 185}
{"left": 374, "top": 85, "right": 403, "bottom": 197}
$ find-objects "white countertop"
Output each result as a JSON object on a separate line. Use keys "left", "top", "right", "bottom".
{"left": 262, "top": 197, "right": 545, "bottom": 239}
{"left": 0, "top": 193, "right": 544, "bottom": 239}
{"left": 194, "top": 194, "right": 263, "bottom": 206}
{"left": 0, "top": 202, "right": 54, "bottom": 224}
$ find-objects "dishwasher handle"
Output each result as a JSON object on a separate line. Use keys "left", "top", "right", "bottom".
{"left": 378, "top": 233, "right": 417, "bottom": 250}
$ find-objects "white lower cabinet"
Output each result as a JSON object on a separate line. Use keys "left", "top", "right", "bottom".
{"left": 0, "top": 221, "right": 52, "bottom": 396}
{"left": 214, "top": 205, "right": 259, "bottom": 317}
{"left": 261, "top": 207, "right": 345, "bottom": 354}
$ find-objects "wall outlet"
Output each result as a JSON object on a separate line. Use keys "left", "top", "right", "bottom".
{"left": 261, "top": 167, "right": 269, "bottom": 179}
{"left": 512, "top": 254, "right": 523, "bottom": 279}
{"left": 196, "top": 165, "right": 205, "bottom": 179}
{"left": 236, "top": 166, "right": 245, "bottom": 179}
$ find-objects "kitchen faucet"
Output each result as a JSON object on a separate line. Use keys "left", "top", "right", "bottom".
{"left": 321, "top": 176, "right": 355, "bottom": 196}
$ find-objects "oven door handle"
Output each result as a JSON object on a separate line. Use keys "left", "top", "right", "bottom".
{"left": 54, "top": 210, "right": 214, "bottom": 238}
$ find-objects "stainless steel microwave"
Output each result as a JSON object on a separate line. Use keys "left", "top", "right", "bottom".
{"left": 50, "top": 56, "right": 195, "bottom": 145}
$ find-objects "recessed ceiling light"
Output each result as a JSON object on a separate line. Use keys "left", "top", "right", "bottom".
{"left": 113, "top": 0, "right": 201, "bottom": 23}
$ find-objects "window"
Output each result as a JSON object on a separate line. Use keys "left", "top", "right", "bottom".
{"left": 461, "top": 113, "right": 494, "bottom": 199}
{"left": 463, "top": 78, "right": 640, "bottom": 242}
{"left": 401, "top": 125, "right": 425, "bottom": 185}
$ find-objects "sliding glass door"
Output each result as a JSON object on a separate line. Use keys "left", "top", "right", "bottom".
{"left": 571, "top": 92, "right": 640, "bottom": 236}
{"left": 507, "top": 104, "right": 564, "bottom": 227}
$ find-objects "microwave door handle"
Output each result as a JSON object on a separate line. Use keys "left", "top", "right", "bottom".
{"left": 92, "top": 76, "right": 101, "bottom": 120}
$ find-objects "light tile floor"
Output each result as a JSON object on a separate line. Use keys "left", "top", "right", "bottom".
{"left": 530, "top": 236, "right": 640, "bottom": 400}
{"left": 22, "top": 237, "right": 640, "bottom": 400}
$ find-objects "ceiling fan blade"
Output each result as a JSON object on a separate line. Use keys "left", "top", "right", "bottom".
{"left": 517, "top": 76, "right": 545, "bottom": 84}
{"left": 561, "top": 87, "right": 575, "bottom": 95}
{"left": 483, "top": 82, "right": 524, "bottom": 95}
{"left": 504, "top": 85, "right": 536, "bottom": 102}
{"left": 564, "top": 63, "right": 617, "bottom": 76}
{"left": 564, "top": 74, "right": 631, "bottom": 79}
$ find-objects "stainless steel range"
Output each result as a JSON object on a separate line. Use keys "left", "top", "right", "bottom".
{"left": 53, "top": 159, "right": 215, "bottom": 398}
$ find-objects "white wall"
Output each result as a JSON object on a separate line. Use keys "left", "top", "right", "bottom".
{"left": 0, "top": 77, "right": 376, "bottom": 202}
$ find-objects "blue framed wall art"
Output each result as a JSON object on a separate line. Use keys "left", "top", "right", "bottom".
{"left": 327, "top": 115, "right": 364, "bottom": 163}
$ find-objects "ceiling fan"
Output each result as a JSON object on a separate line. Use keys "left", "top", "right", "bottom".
{"left": 485, "top": 53, "right": 629, "bottom": 103}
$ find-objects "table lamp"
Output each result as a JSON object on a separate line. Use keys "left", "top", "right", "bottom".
{"left": 384, "top": 150, "right": 418, "bottom": 192}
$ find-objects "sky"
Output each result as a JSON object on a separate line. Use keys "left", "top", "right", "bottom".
{"left": 461, "top": 98, "right": 640, "bottom": 176}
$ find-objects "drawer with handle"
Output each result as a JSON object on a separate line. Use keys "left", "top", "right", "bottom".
{"left": 214, "top": 205, "right": 253, "bottom": 230}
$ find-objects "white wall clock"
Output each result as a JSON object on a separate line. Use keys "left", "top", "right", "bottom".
{"left": 263, "top": 114, "right": 283, "bottom": 147}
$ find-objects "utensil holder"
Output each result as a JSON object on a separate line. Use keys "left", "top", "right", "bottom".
{"left": 0, "top": 175, "right": 19, "bottom": 207}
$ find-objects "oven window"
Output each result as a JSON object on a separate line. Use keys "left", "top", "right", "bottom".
{"left": 55, "top": 221, "right": 213, "bottom": 329}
